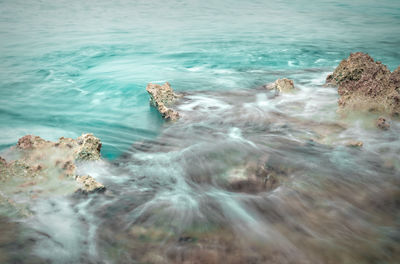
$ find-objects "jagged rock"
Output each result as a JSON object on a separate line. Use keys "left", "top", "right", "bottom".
{"left": 376, "top": 116, "right": 390, "bottom": 130}
{"left": 75, "top": 133, "right": 102, "bottom": 160}
{"left": 266, "top": 78, "right": 295, "bottom": 93}
{"left": 326, "top": 52, "right": 400, "bottom": 115}
{"left": 0, "top": 134, "right": 105, "bottom": 213}
{"left": 75, "top": 175, "right": 106, "bottom": 194}
{"left": 146, "top": 82, "right": 180, "bottom": 120}
{"left": 17, "top": 135, "right": 47, "bottom": 150}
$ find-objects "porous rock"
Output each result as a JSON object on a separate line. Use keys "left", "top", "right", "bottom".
{"left": 345, "top": 141, "right": 363, "bottom": 148}
{"left": 146, "top": 82, "right": 180, "bottom": 120}
{"left": 75, "top": 175, "right": 106, "bottom": 194}
{"left": 266, "top": 78, "right": 295, "bottom": 93}
{"left": 0, "top": 134, "right": 105, "bottom": 211}
{"left": 326, "top": 52, "right": 400, "bottom": 115}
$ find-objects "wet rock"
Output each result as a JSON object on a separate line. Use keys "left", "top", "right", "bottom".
{"left": 75, "top": 133, "right": 102, "bottom": 160}
{"left": 326, "top": 52, "right": 400, "bottom": 115}
{"left": 0, "top": 193, "right": 31, "bottom": 218}
{"left": 0, "top": 134, "right": 105, "bottom": 212}
{"left": 345, "top": 141, "right": 363, "bottom": 148}
{"left": 75, "top": 175, "right": 106, "bottom": 194}
{"left": 266, "top": 78, "right": 295, "bottom": 93}
{"left": 146, "top": 82, "right": 180, "bottom": 120}
{"left": 376, "top": 116, "right": 390, "bottom": 130}
{"left": 17, "top": 135, "right": 47, "bottom": 150}
{"left": 0, "top": 157, "right": 6, "bottom": 181}
{"left": 226, "top": 156, "right": 289, "bottom": 194}
{"left": 16, "top": 133, "right": 102, "bottom": 162}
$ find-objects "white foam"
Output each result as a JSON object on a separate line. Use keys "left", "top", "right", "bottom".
{"left": 186, "top": 66, "right": 204, "bottom": 72}
{"left": 178, "top": 95, "right": 232, "bottom": 112}
{"left": 213, "top": 69, "right": 235, "bottom": 74}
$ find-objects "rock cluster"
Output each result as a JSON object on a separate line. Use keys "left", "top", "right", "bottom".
{"left": 0, "top": 134, "right": 105, "bottom": 202}
{"left": 326, "top": 52, "right": 400, "bottom": 115}
{"left": 146, "top": 82, "right": 180, "bottom": 121}
{"left": 265, "top": 78, "right": 295, "bottom": 93}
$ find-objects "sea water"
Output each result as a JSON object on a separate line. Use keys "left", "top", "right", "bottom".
{"left": 1, "top": 1, "right": 400, "bottom": 263}
{"left": 1, "top": 0, "right": 399, "bottom": 158}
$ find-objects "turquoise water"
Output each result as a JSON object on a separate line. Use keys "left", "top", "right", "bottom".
{"left": 1, "top": 1, "right": 400, "bottom": 263}
{"left": 1, "top": 0, "right": 399, "bottom": 158}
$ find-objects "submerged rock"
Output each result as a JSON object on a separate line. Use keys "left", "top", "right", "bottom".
{"left": 345, "top": 141, "right": 363, "bottom": 148}
{"left": 265, "top": 78, "right": 295, "bottom": 93}
{"left": 146, "top": 82, "right": 180, "bottom": 121}
{"left": 0, "top": 134, "right": 105, "bottom": 214}
{"left": 226, "top": 155, "right": 292, "bottom": 194}
{"left": 376, "top": 116, "right": 390, "bottom": 130}
{"left": 75, "top": 175, "right": 106, "bottom": 194}
{"left": 326, "top": 52, "right": 400, "bottom": 115}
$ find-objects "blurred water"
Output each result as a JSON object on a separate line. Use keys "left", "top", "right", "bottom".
{"left": 0, "top": 0, "right": 399, "bottom": 158}
{"left": 1, "top": 1, "right": 400, "bottom": 263}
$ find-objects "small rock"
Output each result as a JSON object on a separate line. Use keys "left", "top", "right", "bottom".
{"left": 346, "top": 141, "right": 363, "bottom": 147}
{"left": 266, "top": 78, "right": 295, "bottom": 94}
{"left": 146, "top": 82, "right": 180, "bottom": 120}
{"left": 17, "top": 135, "right": 47, "bottom": 150}
{"left": 376, "top": 116, "right": 390, "bottom": 130}
{"left": 75, "top": 133, "right": 102, "bottom": 161}
{"left": 75, "top": 175, "right": 106, "bottom": 194}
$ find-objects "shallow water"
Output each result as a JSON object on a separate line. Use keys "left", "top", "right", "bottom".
{"left": 1, "top": 0, "right": 400, "bottom": 263}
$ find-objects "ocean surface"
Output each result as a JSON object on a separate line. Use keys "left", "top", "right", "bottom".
{"left": 1, "top": 0, "right": 399, "bottom": 158}
{"left": 1, "top": 0, "right": 400, "bottom": 263}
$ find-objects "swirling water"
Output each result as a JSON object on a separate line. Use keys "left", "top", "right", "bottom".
{"left": 0, "top": 0, "right": 400, "bottom": 263}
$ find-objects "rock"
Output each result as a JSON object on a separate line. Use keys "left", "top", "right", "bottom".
{"left": 0, "top": 134, "right": 105, "bottom": 212}
{"left": 0, "top": 159, "right": 40, "bottom": 184}
{"left": 326, "top": 52, "right": 400, "bottom": 115}
{"left": 17, "top": 135, "right": 47, "bottom": 150}
{"left": 0, "top": 193, "right": 31, "bottom": 218}
{"left": 75, "top": 175, "right": 106, "bottom": 194}
{"left": 146, "top": 82, "right": 180, "bottom": 120}
{"left": 346, "top": 141, "right": 363, "bottom": 148}
{"left": 0, "top": 157, "right": 6, "bottom": 181}
{"left": 266, "top": 78, "right": 295, "bottom": 93}
{"left": 225, "top": 156, "right": 291, "bottom": 194}
{"left": 376, "top": 116, "right": 390, "bottom": 130}
{"left": 75, "top": 133, "right": 102, "bottom": 160}
{"left": 17, "top": 133, "right": 101, "bottom": 161}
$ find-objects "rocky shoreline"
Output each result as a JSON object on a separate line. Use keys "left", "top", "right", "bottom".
{"left": 147, "top": 52, "right": 399, "bottom": 130}
{"left": 2, "top": 53, "right": 398, "bottom": 211}
{"left": 0, "top": 52, "right": 399, "bottom": 263}
{"left": 1, "top": 52, "right": 398, "bottom": 209}
{"left": 0, "top": 134, "right": 105, "bottom": 216}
